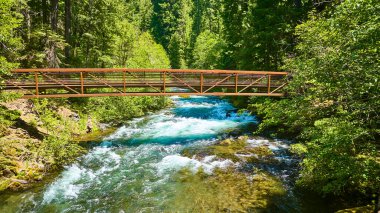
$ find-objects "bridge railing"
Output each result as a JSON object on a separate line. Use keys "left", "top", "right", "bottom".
{"left": 3, "top": 68, "right": 289, "bottom": 98}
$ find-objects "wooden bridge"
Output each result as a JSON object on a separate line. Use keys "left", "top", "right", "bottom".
{"left": 3, "top": 68, "right": 288, "bottom": 98}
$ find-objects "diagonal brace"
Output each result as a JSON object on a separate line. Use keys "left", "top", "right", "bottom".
{"left": 127, "top": 71, "right": 162, "bottom": 93}
{"left": 270, "top": 82, "right": 288, "bottom": 94}
{"left": 41, "top": 73, "right": 80, "bottom": 94}
{"left": 203, "top": 75, "right": 233, "bottom": 93}
{"left": 6, "top": 80, "right": 35, "bottom": 96}
{"left": 88, "top": 73, "right": 124, "bottom": 94}
{"left": 168, "top": 73, "right": 200, "bottom": 93}
{"left": 239, "top": 76, "right": 266, "bottom": 93}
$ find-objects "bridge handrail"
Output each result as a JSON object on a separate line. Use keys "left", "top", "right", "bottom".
{"left": 12, "top": 68, "right": 288, "bottom": 75}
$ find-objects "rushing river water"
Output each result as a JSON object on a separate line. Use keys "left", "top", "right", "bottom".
{"left": 0, "top": 96, "right": 332, "bottom": 212}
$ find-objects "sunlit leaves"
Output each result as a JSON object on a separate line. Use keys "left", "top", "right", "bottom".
{"left": 127, "top": 32, "right": 170, "bottom": 69}
{"left": 192, "top": 31, "right": 226, "bottom": 69}
{"left": 151, "top": 0, "right": 194, "bottom": 68}
{"left": 0, "top": 0, "right": 22, "bottom": 75}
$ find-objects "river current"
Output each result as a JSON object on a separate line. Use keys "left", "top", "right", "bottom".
{"left": 0, "top": 96, "right": 330, "bottom": 212}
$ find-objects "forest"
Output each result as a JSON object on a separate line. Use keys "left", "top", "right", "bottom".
{"left": 0, "top": 0, "right": 379, "bottom": 212}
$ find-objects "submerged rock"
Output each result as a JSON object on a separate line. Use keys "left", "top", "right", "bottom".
{"left": 182, "top": 136, "right": 277, "bottom": 163}
{"left": 165, "top": 167, "right": 286, "bottom": 212}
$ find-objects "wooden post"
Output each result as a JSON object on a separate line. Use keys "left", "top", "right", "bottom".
{"left": 163, "top": 71, "right": 166, "bottom": 93}
{"left": 80, "top": 72, "right": 84, "bottom": 94}
{"left": 200, "top": 73, "right": 204, "bottom": 93}
{"left": 235, "top": 74, "right": 238, "bottom": 94}
{"left": 123, "top": 71, "right": 126, "bottom": 93}
{"left": 35, "top": 72, "right": 39, "bottom": 96}
{"left": 267, "top": 75, "right": 271, "bottom": 94}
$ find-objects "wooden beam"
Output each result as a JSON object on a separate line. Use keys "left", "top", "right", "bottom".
{"left": 12, "top": 68, "right": 289, "bottom": 76}
{"left": 21, "top": 92, "right": 285, "bottom": 99}
{"left": 123, "top": 71, "right": 126, "bottom": 93}
{"left": 80, "top": 72, "right": 84, "bottom": 94}
{"left": 35, "top": 72, "right": 39, "bottom": 96}
{"left": 200, "top": 73, "right": 204, "bottom": 93}
{"left": 235, "top": 74, "right": 238, "bottom": 94}
{"left": 163, "top": 71, "right": 166, "bottom": 93}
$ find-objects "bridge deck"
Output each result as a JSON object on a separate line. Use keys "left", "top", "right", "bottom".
{"left": 3, "top": 68, "right": 288, "bottom": 98}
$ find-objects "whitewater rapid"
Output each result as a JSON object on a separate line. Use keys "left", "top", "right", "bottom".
{"left": 2, "top": 96, "right": 255, "bottom": 212}
{"left": 0, "top": 96, "right": 343, "bottom": 212}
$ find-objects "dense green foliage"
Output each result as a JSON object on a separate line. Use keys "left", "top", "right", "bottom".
{"left": 151, "top": 0, "right": 193, "bottom": 68}
{"left": 0, "top": 0, "right": 22, "bottom": 76}
{"left": 192, "top": 31, "right": 225, "bottom": 69}
{"left": 32, "top": 99, "right": 85, "bottom": 167}
{"left": 72, "top": 94, "right": 170, "bottom": 124}
{"left": 286, "top": 0, "right": 379, "bottom": 195}
{"left": 0, "top": 92, "right": 22, "bottom": 136}
{"left": 250, "top": 0, "right": 379, "bottom": 196}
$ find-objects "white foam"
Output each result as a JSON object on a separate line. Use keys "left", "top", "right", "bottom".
{"left": 105, "top": 96, "right": 256, "bottom": 142}
{"left": 156, "top": 155, "right": 235, "bottom": 175}
{"left": 176, "top": 102, "right": 216, "bottom": 108}
{"left": 43, "top": 164, "right": 84, "bottom": 203}
{"left": 107, "top": 116, "right": 239, "bottom": 141}
{"left": 247, "top": 139, "right": 290, "bottom": 151}
{"left": 43, "top": 148, "right": 122, "bottom": 204}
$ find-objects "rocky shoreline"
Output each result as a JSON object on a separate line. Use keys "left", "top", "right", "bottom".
{"left": 0, "top": 99, "right": 117, "bottom": 192}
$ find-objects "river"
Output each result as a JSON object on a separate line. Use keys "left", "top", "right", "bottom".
{"left": 0, "top": 96, "right": 330, "bottom": 212}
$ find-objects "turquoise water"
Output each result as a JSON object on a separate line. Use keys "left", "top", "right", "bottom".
{"left": 0, "top": 96, "right": 260, "bottom": 212}
{"left": 0, "top": 96, "right": 334, "bottom": 212}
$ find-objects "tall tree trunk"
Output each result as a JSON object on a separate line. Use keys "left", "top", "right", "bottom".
{"left": 47, "top": 0, "right": 59, "bottom": 68}
{"left": 42, "top": 0, "right": 49, "bottom": 25}
{"left": 21, "top": 7, "right": 31, "bottom": 42}
{"left": 65, "top": 0, "right": 71, "bottom": 64}
{"left": 50, "top": 0, "right": 58, "bottom": 32}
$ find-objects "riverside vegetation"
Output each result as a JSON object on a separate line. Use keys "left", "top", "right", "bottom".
{"left": 1, "top": 0, "right": 379, "bottom": 211}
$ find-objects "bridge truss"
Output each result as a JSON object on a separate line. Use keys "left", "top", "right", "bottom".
{"left": 3, "top": 68, "right": 288, "bottom": 98}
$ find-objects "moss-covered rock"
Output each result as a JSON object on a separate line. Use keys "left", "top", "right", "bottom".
{"left": 336, "top": 205, "right": 375, "bottom": 213}
{"left": 72, "top": 127, "right": 117, "bottom": 143}
{"left": 182, "top": 136, "right": 278, "bottom": 164}
{"left": 0, "top": 178, "right": 11, "bottom": 191}
{"left": 165, "top": 167, "right": 286, "bottom": 212}
{"left": 206, "top": 136, "right": 248, "bottom": 162}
